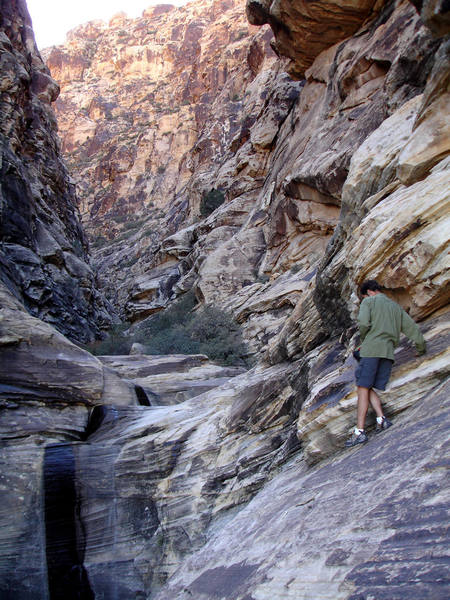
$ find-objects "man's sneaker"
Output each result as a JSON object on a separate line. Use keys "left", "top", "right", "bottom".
{"left": 345, "top": 429, "right": 368, "bottom": 447}
{"left": 375, "top": 416, "right": 392, "bottom": 433}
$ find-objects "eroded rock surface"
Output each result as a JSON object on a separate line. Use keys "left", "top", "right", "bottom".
{"left": 151, "top": 379, "right": 450, "bottom": 600}
{"left": 1, "top": 0, "right": 449, "bottom": 598}
{"left": 47, "top": 0, "right": 443, "bottom": 362}
{"left": 99, "top": 353, "right": 246, "bottom": 404}
{"left": 0, "top": 0, "right": 112, "bottom": 342}
{"left": 246, "top": 0, "right": 383, "bottom": 78}
{"left": 0, "top": 279, "right": 136, "bottom": 597}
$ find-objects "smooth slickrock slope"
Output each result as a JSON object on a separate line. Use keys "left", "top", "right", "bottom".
{"left": 0, "top": 0, "right": 113, "bottom": 342}
{"left": 151, "top": 379, "right": 450, "bottom": 600}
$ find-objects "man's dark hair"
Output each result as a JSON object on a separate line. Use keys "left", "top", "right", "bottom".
{"left": 360, "top": 280, "right": 382, "bottom": 296}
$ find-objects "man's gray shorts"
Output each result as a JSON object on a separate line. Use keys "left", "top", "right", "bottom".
{"left": 355, "top": 357, "right": 393, "bottom": 390}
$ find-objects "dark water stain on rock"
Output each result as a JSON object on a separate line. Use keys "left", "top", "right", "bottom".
{"left": 44, "top": 444, "right": 94, "bottom": 599}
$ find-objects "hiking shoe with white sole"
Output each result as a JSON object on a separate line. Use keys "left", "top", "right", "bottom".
{"left": 375, "top": 416, "right": 392, "bottom": 433}
{"left": 345, "top": 430, "right": 368, "bottom": 447}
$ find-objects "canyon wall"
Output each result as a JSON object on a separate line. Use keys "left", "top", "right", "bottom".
{"left": 47, "top": 0, "right": 447, "bottom": 361}
{"left": 0, "top": 0, "right": 113, "bottom": 342}
{"left": 0, "top": 0, "right": 449, "bottom": 599}
{"left": 44, "top": 0, "right": 286, "bottom": 341}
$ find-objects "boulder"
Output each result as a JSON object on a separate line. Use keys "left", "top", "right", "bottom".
{"left": 0, "top": 283, "right": 136, "bottom": 409}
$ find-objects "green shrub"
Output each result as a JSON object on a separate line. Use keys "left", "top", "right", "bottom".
{"left": 122, "top": 218, "right": 146, "bottom": 231}
{"left": 184, "top": 305, "right": 248, "bottom": 366}
{"left": 92, "top": 235, "right": 109, "bottom": 249}
{"left": 112, "top": 214, "right": 129, "bottom": 224}
{"left": 200, "top": 188, "right": 226, "bottom": 218}
{"left": 87, "top": 322, "right": 132, "bottom": 356}
{"left": 121, "top": 255, "right": 139, "bottom": 268}
{"left": 86, "top": 291, "right": 249, "bottom": 365}
{"left": 134, "top": 290, "right": 197, "bottom": 341}
{"left": 134, "top": 290, "right": 248, "bottom": 366}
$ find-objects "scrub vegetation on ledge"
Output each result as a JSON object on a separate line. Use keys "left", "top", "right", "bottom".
{"left": 86, "top": 291, "right": 249, "bottom": 366}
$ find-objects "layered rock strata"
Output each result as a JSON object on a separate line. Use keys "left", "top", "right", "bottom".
{"left": 0, "top": 0, "right": 112, "bottom": 342}
{"left": 0, "top": 278, "right": 255, "bottom": 598}
{"left": 1, "top": 269, "right": 448, "bottom": 598}
{"left": 48, "top": 0, "right": 443, "bottom": 361}
{"left": 0, "top": 0, "right": 449, "bottom": 599}
{"left": 0, "top": 279, "right": 135, "bottom": 596}
{"left": 98, "top": 353, "right": 246, "bottom": 404}
{"left": 246, "top": 0, "right": 383, "bottom": 78}
{"left": 151, "top": 380, "right": 450, "bottom": 600}
{"left": 44, "top": 0, "right": 268, "bottom": 243}
{"left": 267, "top": 18, "right": 450, "bottom": 364}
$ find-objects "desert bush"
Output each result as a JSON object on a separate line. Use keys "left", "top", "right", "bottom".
{"left": 92, "top": 235, "right": 109, "bottom": 249}
{"left": 87, "top": 322, "right": 132, "bottom": 356}
{"left": 134, "top": 291, "right": 248, "bottom": 366}
{"left": 200, "top": 188, "right": 225, "bottom": 218}
{"left": 86, "top": 291, "right": 248, "bottom": 365}
{"left": 184, "top": 305, "right": 248, "bottom": 365}
{"left": 134, "top": 290, "right": 197, "bottom": 341}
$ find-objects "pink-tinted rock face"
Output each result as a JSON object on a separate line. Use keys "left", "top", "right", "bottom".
{"left": 0, "top": 0, "right": 112, "bottom": 342}
{"left": 45, "top": 0, "right": 444, "bottom": 361}
{"left": 44, "top": 0, "right": 267, "bottom": 245}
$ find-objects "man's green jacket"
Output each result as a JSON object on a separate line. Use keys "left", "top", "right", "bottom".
{"left": 358, "top": 293, "right": 426, "bottom": 361}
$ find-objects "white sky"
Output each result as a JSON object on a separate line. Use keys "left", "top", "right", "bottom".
{"left": 27, "top": 0, "right": 188, "bottom": 49}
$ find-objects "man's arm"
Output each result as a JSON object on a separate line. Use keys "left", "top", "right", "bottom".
{"left": 358, "top": 300, "right": 371, "bottom": 342}
{"left": 401, "top": 310, "right": 426, "bottom": 354}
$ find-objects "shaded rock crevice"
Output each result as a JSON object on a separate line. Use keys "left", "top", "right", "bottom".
{"left": 0, "top": 0, "right": 114, "bottom": 343}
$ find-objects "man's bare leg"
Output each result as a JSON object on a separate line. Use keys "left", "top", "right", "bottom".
{"left": 368, "top": 389, "right": 384, "bottom": 419}
{"left": 356, "top": 386, "right": 370, "bottom": 430}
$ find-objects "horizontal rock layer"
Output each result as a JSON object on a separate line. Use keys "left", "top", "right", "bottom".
{"left": 99, "top": 353, "right": 246, "bottom": 404}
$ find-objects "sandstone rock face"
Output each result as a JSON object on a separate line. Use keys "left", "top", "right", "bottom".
{"left": 150, "top": 380, "right": 450, "bottom": 600}
{"left": 0, "top": 282, "right": 137, "bottom": 411}
{"left": 246, "top": 0, "right": 382, "bottom": 78}
{"left": 98, "top": 353, "right": 246, "bottom": 404}
{"left": 0, "top": 0, "right": 113, "bottom": 342}
{"left": 47, "top": 0, "right": 442, "bottom": 361}
{"left": 2, "top": 276, "right": 447, "bottom": 598}
{"left": 0, "top": 279, "right": 136, "bottom": 596}
{"left": 412, "top": 0, "right": 450, "bottom": 36}
{"left": 44, "top": 0, "right": 268, "bottom": 244}
{"left": 266, "top": 43, "right": 450, "bottom": 364}
{"left": 1, "top": 0, "right": 450, "bottom": 599}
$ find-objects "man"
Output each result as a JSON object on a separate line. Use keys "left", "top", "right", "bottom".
{"left": 345, "top": 280, "right": 426, "bottom": 447}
